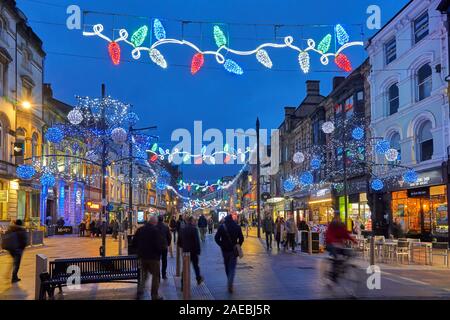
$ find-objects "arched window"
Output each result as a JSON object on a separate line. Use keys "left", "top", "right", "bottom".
{"left": 388, "top": 83, "right": 399, "bottom": 115}
{"left": 417, "top": 121, "right": 433, "bottom": 162}
{"left": 390, "top": 132, "right": 401, "bottom": 163}
{"left": 31, "top": 132, "right": 38, "bottom": 158}
{"left": 417, "top": 64, "right": 432, "bottom": 101}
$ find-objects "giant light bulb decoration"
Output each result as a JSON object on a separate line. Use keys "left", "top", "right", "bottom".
{"left": 68, "top": 108, "right": 83, "bottom": 125}
{"left": 83, "top": 21, "right": 363, "bottom": 74}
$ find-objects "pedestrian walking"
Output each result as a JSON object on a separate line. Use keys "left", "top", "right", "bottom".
{"left": 285, "top": 214, "right": 297, "bottom": 252}
{"left": 156, "top": 215, "right": 172, "bottom": 280}
{"left": 207, "top": 217, "right": 214, "bottom": 234}
{"left": 274, "top": 217, "right": 286, "bottom": 250}
{"left": 214, "top": 215, "right": 244, "bottom": 293}
{"left": 122, "top": 217, "right": 129, "bottom": 234}
{"left": 95, "top": 219, "right": 102, "bottom": 237}
{"left": 1, "top": 220, "right": 28, "bottom": 283}
{"left": 111, "top": 219, "right": 119, "bottom": 240}
{"left": 89, "top": 219, "right": 96, "bottom": 238}
{"left": 78, "top": 220, "right": 86, "bottom": 237}
{"left": 132, "top": 215, "right": 164, "bottom": 300}
{"left": 169, "top": 215, "right": 177, "bottom": 245}
{"left": 57, "top": 217, "right": 65, "bottom": 227}
{"left": 262, "top": 213, "right": 275, "bottom": 250}
{"left": 179, "top": 216, "right": 204, "bottom": 288}
{"left": 197, "top": 214, "right": 208, "bottom": 242}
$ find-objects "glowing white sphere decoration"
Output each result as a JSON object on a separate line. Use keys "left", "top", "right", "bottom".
{"left": 293, "top": 152, "right": 305, "bottom": 164}
{"left": 321, "top": 121, "right": 335, "bottom": 134}
{"left": 67, "top": 108, "right": 83, "bottom": 125}
{"left": 385, "top": 149, "right": 399, "bottom": 162}
{"left": 111, "top": 127, "right": 128, "bottom": 144}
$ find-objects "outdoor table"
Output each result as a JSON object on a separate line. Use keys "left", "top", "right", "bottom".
{"left": 383, "top": 241, "right": 398, "bottom": 262}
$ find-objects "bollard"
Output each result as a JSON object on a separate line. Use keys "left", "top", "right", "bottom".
{"left": 118, "top": 232, "right": 122, "bottom": 256}
{"left": 182, "top": 252, "right": 191, "bottom": 300}
{"left": 370, "top": 236, "right": 375, "bottom": 266}
{"left": 308, "top": 231, "right": 313, "bottom": 255}
{"left": 176, "top": 245, "right": 181, "bottom": 277}
{"left": 35, "top": 254, "right": 48, "bottom": 300}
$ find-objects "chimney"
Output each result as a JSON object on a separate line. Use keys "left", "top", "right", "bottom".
{"left": 306, "top": 80, "right": 320, "bottom": 96}
{"left": 332, "top": 77, "right": 346, "bottom": 90}
{"left": 284, "top": 107, "right": 295, "bottom": 117}
{"left": 43, "top": 83, "right": 53, "bottom": 98}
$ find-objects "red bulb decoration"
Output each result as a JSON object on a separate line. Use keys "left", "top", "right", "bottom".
{"left": 191, "top": 53, "right": 205, "bottom": 75}
{"left": 108, "top": 41, "right": 121, "bottom": 65}
{"left": 334, "top": 53, "right": 352, "bottom": 72}
{"left": 150, "top": 154, "right": 158, "bottom": 162}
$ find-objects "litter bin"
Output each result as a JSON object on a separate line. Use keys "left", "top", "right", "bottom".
{"left": 127, "top": 235, "right": 137, "bottom": 255}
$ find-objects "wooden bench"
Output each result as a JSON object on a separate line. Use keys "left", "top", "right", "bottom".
{"left": 39, "top": 255, "right": 140, "bottom": 300}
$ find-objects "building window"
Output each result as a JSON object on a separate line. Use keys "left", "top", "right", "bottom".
{"left": 388, "top": 83, "right": 399, "bottom": 115}
{"left": 22, "top": 83, "right": 32, "bottom": 101}
{"left": 385, "top": 37, "right": 396, "bottom": 65}
{"left": 344, "top": 96, "right": 354, "bottom": 118}
{"left": 31, "top": 132, "right": 38, "bottom": 158}
{"left": 417, "top": 121, "right": 433, "bottom": 162}
{"left": 417, "top": 64, "right": 432, "bottom": 101}
{"left": 414, "top": 11, "right": 429, "bottom": 44}
{"left": 356, "top": 91, "right": 364, "bottom": 101}
{"left": 390, "top": 132, "right": 401, "bottom": 164}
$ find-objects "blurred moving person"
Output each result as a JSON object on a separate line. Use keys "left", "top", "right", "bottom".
{"left": 1, "top": 219, "right": 28, "bottom": 283}
{"left": 262, "top": 213, "right": 275, "bottom": 250}
{"left": 207, "top": 217, "right": 214, "bottom": 234}
{"left": 197, "top": 214, "right": 208, "bottom": 242}
{"left": 157, "top": 215, "right": 172, "bottom": 280}
{"left": 179, "top": 216, "right": 204, "bottom": 288}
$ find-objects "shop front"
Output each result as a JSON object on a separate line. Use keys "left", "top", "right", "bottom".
{"left": 84, "top": 200, "right": 102, "bottom": 224}
{"left": 390, "top": 169, "right": 447, "bottom": 241}
{"left": 309, "top": 188, "right": 333, "bottom": 226}
{"left": 337, "top": 193, "right": 372, "bottom": 232}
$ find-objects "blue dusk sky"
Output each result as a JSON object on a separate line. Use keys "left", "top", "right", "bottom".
{"left": 18, "top": 0, "right": 410, "bottom": 182}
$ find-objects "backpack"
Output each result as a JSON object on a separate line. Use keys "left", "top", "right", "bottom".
{"left": 1, "top": 231, "right": 19, "bottom": 251}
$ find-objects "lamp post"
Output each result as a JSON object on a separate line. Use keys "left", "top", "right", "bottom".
{"left": 256, "top": 117, "right": 261, "bottom": 238}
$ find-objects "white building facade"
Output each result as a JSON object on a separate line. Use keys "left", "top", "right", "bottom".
{"left": 367, "top": 0, "right": 450, "bottom": 240}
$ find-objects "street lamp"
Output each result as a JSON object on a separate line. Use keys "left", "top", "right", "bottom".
{"left": 21, "top": 100, "right": 31, "bottom": 109}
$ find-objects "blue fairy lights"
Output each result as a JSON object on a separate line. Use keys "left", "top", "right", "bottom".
{"left": 16, "top": 165, "right": 36, "bottom": 180}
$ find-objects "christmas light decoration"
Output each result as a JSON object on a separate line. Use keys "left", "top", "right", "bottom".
{"left": 40, "top": 172, "right": 56, "bottom": 187}
{"left": 224, "top": 59, "right": 243, "bottom": 75}
{"left": 256, "top": 49, "right": 272, "bottom": 69}
{"left": 293, "top": 152, "right": 305, "bottom": 164}
{"left": 153, "top": 19, "right": 166, "bottom": 40}
{"left": 131, "top": 25, "right": 148, "bottom": 47}
{"left": 111, "top": 127, "right": 128, "bottom": 144}
{"left": 283, "top": 177, "right": 296, "bottom": 192}
{"left": 191, "top": 53, "right": 205, "bottom": 75}
{"left": 317, "top": 34, "right": 332, "bottom": 54}
{"left": 321, "top": 121, "right": 335, "bottom": 134}
{"left": 371, "top": 179, "right": 384, "bottom": 191}
{"left": 403, "top": 169, "right": 418, "bottom": 184}
{"left": 375, "top": 140, "right": 390, "bottom": 154}
{"left": 213, "top": 25, "right": 227, "bottom": 47}
{"left": 310, "top": 158, "right": 321, "bottom": 170}
{"left": 67, "top": 108, "right": 83, "bottom": 125}
{"left": 300, "top": 172, "right": 314, "bottom": 185}
{"left": 385, "top": 149, "right": 399, "bottom": 162}
{"left": 108, "top": 41, "right": 121, "bottom": 65}
{"left": 351, "top": 127, "right": 364, "bottom": 140}
{"left": 335, "top": 53, "right": 352, "bottom": 72}
{"left": 298, "top": 51, "right": 310, "bottom": 74}
{"left": 335, "top": 24, "right": 349, "bottom": 46}
{"left": 149, "top": 48, "right": 168, "bottom": 68}
{"left": 126, "top": 112, "right": 139, "bottom": 126}
{"left": 85, "top": 150, "right": 99, "bottom": 162}
{"left": 16, "top": 165, "right": 36, "bottom": 180}
{"left": 45, "top": 127, "right": 64, "bottom": 144}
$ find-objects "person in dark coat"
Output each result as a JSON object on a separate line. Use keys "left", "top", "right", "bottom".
{"left": 207, "top": 217, "right": 214, "bottom": 234}
{"left": 179, "top": 216, "right": 204, "bottom": 286}
{"left": 111, "top": 219, "right": 119, "bottom": 240}
{"left": 262, "top": 213, "right": 275, "bottom": 250}
{"left": 169, "top": 216, "right": 177, "bottom": 245}
{"left": 215, "top": 214, "right": 244, "bottom": 293}
{"left": 197, "top": 214, "right": 208, "bottom": 242}
{"left": 4, "top": 220, "right": 28, "bottom": 282}
{"left": 78, "top": 220, "right": 86, "bottom": 237}
{"left": 89, "top": 220, "right": 96, "bottom": 238}
{"left": 156, "top": 215, "right": 172, "bottom": 280}
{"left": 122, "top": 217, "right": 129, "bottom": 234}
{"left": 132, "top": 215, "right": 164, "bottom": 300}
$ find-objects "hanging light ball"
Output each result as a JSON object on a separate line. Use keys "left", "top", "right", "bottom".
{"left": 375, "top": 140, "right": 390, "bottom": 154}
{"left": 45, "top": 127, "right": 64, "bottom": 144}
{"left": 300, "top": 172, "right": 314, "bottom": 185}
{"left": 321, "top": 121, "right": 335, "bottom": 134}
{"left": 310, "top": 158, "right": 321, "bottom": 170}
{"left": 293, "top": 152, "right": 305, "bottom": 164}
{"left": 371, "top": 179, "right": 384, "bottom": 191}
{"left": 283, "top": 177, "right": 296, "bottom": 192}
{"left": 385, "top": 149, "right": 399, "bottom": 162}
{"left": 111, "top": 127, "right": 128, "bottom": 144}
{"left": 40, "top": 172, "right": 56, "bottom": 187}
{"left": 16, "top": 165, "right": 36, "bottom": 180}
{"left": 403, "top": 169, "right": 419, "bottom": 184}
{"left": 67, "top": 108, "right": 83, "bottom": 125}
{"left": 352, "top": 127, "right": 364, "bottom": 140}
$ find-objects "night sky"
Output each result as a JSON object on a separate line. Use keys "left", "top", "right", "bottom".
{"left": 18, "top": 0, "right": 409, "bottom": 182}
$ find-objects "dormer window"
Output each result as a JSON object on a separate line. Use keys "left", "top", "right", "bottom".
{"left": 414, "top": 11, "right": 429, "bottom": 44}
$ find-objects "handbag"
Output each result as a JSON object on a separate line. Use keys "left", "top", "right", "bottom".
{"left": 223, "top": 224, "right": 243, "bottom": 259}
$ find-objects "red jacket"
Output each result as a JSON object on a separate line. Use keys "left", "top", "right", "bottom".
{"left": 326, "top": 221, "right": 355, "bottom": 245}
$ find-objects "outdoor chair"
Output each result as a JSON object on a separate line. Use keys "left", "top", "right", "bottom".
{"left": 431, "top": 242, "right": 449, "bottom": 267}
{"left": 396, "top": 240, "right": 410, "bottom": 264}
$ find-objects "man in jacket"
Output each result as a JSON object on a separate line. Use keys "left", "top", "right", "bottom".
{"left": 262, "top": 213, "right": 275, "bottom": 250}
{"left": 285, "top": 214, "right": 297, "bottom": 253}
{"left": 197, "top": 214, "right": 208, "bottom": 242}
{"left": 132, "top": 215, "right": 164, "bottom": 300}
{"left": 215, "top": 215, "right": 244, "bottom": 293}
{"left": 169, "top": 216, "right": 177, "bottom": 245}
{"left": 156, "top": 215, "right": 172, "bottom": 280}
{"left": 4, "top": 220, "right": 28, "bottom": 283}
{"left": 179, "top": 216, "right": 204, "bottom": 286}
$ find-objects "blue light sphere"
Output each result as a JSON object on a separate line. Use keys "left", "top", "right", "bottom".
{"left": 40, "top": 172, "right": 56, "bottom": 187}
{"left": 300, "top": 172, "right": 314, "bottom": 185}
{"left": 283, "top": 178, "right": 296, "bottom": 192}
{"left": 156, "top": 181, "right": 167, "bottom": 191}
{"left": 16, "top": 165, "right": 36, "bottom": 180}
{"left": 403, "top": 169, "right": 419, "bottom": 184}
{"left": 310, "top": 158, "right": 321, "bottom": 170}
{"left": 352, "top": 127, "right": 364, "bottom": 140}
{"left": 371, "top": 179, "right": 384, "bottom": 191}
{"left": 45, "top": 127, "right": 64, "bottom": 144}
{"left": 375, "top": 140, "right": 390, "bottom": 154}
{"left": 127, "top": 112, "right": 139, "bottom": 126}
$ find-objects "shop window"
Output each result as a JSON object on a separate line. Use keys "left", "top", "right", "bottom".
{"left": 388, "top": 83, "right": 399, "bottom": 115}
{"left": 417, "top": 121, "right": 433, "bottom": 162}
{"left": 414, "top": 11, "right": 429, "bottom": 44}
{"left": 385, "top": 37, "right": 396, "bottom": 65}
{"left": 417, "top": 64, "right": 432, "bottom": 101}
